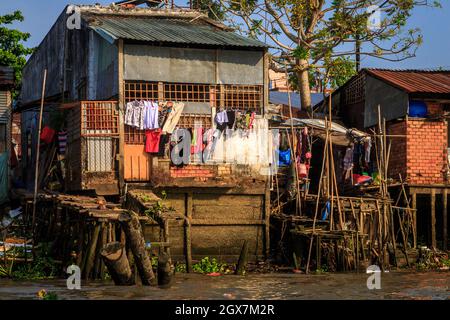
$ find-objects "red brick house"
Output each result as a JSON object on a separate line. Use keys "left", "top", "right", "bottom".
{"left": 331, "top": 68, "right": 450, "bottom": 250}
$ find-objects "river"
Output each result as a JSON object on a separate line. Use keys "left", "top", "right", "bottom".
{"left": 0, "top": 271, "right": 448, "bottom": 300}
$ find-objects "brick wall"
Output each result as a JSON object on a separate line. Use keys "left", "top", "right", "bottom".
{"left": 387, "top": 121, "right": 407, "bottom": 180}
{"left": 405, "top": 118, "right": 448, "bottom": 185}
{"left": 170, "top": 165, "right": 215, "bottom": 178}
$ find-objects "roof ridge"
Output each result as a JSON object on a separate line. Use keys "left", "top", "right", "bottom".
{"left": 364, "top": 67, "right": 450, "bottom": 73}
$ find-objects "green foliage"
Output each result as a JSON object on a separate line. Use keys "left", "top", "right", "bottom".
{"left": 151, "top": 256, "right": 158, "bottom": 268}
{"left": 192, "top": 257, "right": 227, "bottom": 274}
{"left": 0, "top": 10, "right": 35, "bottom": 99}
{"left": 11, "top": 243, "right": 58, "bottom": 280}
{"left": 191, "top": 0, "right": 227, "bottom": 21}
{"left": 12, "top": 255, "right": 58, "bottom": 280}
{"left": 175, "top": 262, "right": 186, "bottom": 273}
{"left": 37, "top": 289, "right": 59, "bottom": 300}
{"left": 143, "top": 191, "right": 174, "bottom": 218}
{"left": 0, "top": 261, "right": 14, "bottom": 278}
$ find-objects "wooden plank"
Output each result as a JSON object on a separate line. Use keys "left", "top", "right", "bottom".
{"left": 443, "top": 189, "right": 448, "bottom": 251}
{"left": 431, "top": 189, "right": 436, "bottom": 249}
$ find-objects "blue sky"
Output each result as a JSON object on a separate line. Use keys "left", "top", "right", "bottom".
{"left": 1, "top": 0, "right": 449, "bottom": 69}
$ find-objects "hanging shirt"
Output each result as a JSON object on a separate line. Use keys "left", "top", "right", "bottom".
{"left": 162, "top": 102, "right": 185, "bottom": 134}
{"left": 125, "top": 102, "right": 135, "bottom": 126}
{"left": 143, "top": 101, "right": 159, "bottom": 130}
{"left": 190, "top": 127, "right": 203, "bottom": 154}
{"left": 145, "top": 129, "right": 162, "bottom": 153}
{"left": 215, "top": 110, "right": 228, "bottom": 132}
{"left": 226, "top": 110, "right": 236, "bottom": 129}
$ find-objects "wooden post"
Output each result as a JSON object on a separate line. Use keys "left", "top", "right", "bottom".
{"left": 443, "top": 189, "right": 448, "bottom": 251}
{"left": 117, "top": 38, "right": 125, "bottom": 194}
{"left": 431, "top": 189, "right": 436, "bottom": 249}
{"left": 235, "top": 240, "right": 249, "bottom": 275}
{"left": 101, "top": 242, "right": 133, "bottom": 285}
{"left": 31, "top": 69, "right": 47, "bottom": 254}
{"left": 119, "top": 211, "right": 156, "bottom": 285}
{"left": 84, "top": 223, "right": 101, "bottom": 280}
{"left": 411, "top": 190, "right": 417, "bottom": 248}
{"left": 185, "top": 192, "right": 193, "bottom": 273}
{"left": 157, "top": 252, "right": 173, "bottom": 288}
{"left": 264, "top": 183, "right": 271, "bottom": 260}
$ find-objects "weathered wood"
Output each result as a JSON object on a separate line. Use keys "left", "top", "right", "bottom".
{"left": 117, "top": 38, "right": 125, "bottom": 192}
{"left": 431, "top": 189, "right": 436, "bottom": 249}
{"left": 235, "top": 240, "right": 249, "bottom": 275}
{"left": 443, "top": 189, "right": 448, "bottom": 251}
{"left": 119, "top": 212, "right": 156, "bottom": 285}
{"left": 157, "top": 252, "right": 173, "bottom": 288}
{"left": 411, "top": 191, "right": 417, "bottom": 248}
{"left": 99, "top": 223, "right": 108, "bottom": 280}
{"left": 84, "top": 223, "right": 101, "bottom": 280}
{"left": 185, "top": 192, "right": 193, "bottom": 273}
{"left": 101, "top": 242, "right": 133, "bottom": 285}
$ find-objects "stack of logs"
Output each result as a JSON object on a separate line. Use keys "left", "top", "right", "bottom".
{"left": 15, "top": 190, "right": 173, "bottom": 286}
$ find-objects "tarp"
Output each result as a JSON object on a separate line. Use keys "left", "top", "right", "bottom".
{"left": 280, "top": 118, "right": 369, "bottom": 146}
{"left": 0, "top": 152, "right": 8, "bottom": 204}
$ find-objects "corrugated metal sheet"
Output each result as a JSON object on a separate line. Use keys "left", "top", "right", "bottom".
{"left": 0, "top": 66, "right": 14, "bottom": 86}
{"left": 366, "top": 68, "right": 450, "bottom": 94}
{"left": 0, "top": 91, "right": 11, "bottom": 123}
{"left": 88, "top": 16, "right": 268, "bottom": 48}
{"left": 269, "top": 91, "right": 324, "bottom": 109}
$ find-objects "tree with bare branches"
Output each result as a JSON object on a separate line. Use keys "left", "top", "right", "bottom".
{"left": 214, "top": 0, "right": 440, "bottom": 112}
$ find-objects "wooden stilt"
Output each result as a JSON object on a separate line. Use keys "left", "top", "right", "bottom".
{"left": 443, "top": 189, "right": 447, "bottom": 251}
{"left": 119, "top": 212, "right": 156, "bottom": 285}
{"left": 85, "top": 223, "right": 101, "bottom": 280}
{"left": 411, "top": 191, "right": 417, "bottom": 248}
{"left": 431, "top": 189, "right": 436, "bottom": 249}
{"left": 185, "top": 192, "right": 193, "bottom": 273}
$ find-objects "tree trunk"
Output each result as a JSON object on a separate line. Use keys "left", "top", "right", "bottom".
{"left": 297, "top": 58, "right": 312, "bottom": 113}
{"left": 157, "top": 252, "right": 174, "bottom": 288}
{"left": 101, "top": 242, "right": 134, "bottom": 285}
{"left": 119, "top": 211, "right": 156, "bottom": 285}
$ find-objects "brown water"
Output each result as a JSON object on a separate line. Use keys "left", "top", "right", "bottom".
{"left": 0, "top": 271, "right": 448, "bottom": 300}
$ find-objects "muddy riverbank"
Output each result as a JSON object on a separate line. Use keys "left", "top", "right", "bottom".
{"left": 0, "top": 271, "right": 448, "bottom": 300}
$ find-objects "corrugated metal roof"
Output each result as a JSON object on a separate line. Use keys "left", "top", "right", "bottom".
{"left": 0, "top": 66, "right": 14, "bottom": 86}
{"left": 365, "top": 68, "right": 450, "bottom": 94}
{"left": 269, "top": 91, "right": 324, "bottom": 109}
{"left": 88, "top": 16, "right": 268, "bottom": 48}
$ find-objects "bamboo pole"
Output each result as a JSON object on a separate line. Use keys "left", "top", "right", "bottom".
{"left": 284, "top": 65, "right": 301, "bottom": 215}
{"left": 305, "top": 117, "right": 329, "bottom": 274}
{"left": 31, "top": 69, "right": 47, "bottom": 255}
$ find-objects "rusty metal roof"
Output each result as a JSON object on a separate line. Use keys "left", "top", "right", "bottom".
{"left": 87, "top": 15, "right": 268, "bottom": 48}
{"left": 365, "top": 68, "right": 450, "bottom": 94}
{"left": 0, "top": 66, "right": 14, "bottom": 87}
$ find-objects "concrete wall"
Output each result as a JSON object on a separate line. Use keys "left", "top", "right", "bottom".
{"left": 127, "top": 187, "right": 269, "bottom": 262}
{"left": 124, "top": 44, "right": 264, "bottom": 85}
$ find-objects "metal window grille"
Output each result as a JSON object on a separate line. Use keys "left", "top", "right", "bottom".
{"left": 344, "top": 72, "right": 365, "bottom": 105}
{"left": 218, "top": 85, "right": 263, "bottom": 113}
{"left": 123, "top": 81, "right": 263, "bottom": 145}
{"left": 81, "top": 101, "right": 119, "bottom": 137}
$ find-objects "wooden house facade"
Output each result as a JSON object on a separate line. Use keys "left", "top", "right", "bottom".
{"left": 17, "top": 5, "right": 273, "bottom": 261}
